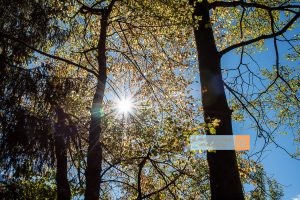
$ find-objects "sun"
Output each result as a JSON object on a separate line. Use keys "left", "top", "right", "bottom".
{"left": 116, "top": 97, "right": 134, "bottom": 115}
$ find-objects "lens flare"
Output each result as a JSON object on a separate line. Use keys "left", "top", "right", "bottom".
{"left": 116, "top": 98, "right": 133, "bottom": 114}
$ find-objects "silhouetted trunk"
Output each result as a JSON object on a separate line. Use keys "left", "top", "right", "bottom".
{"left": 191, "top": 0, "right": 244, "bottom": 199}
{"left": 84, "top": 5, "right": 113, "bottom": 199}
{"left": 54, "top": 108, "right": 71, "bottom": 200}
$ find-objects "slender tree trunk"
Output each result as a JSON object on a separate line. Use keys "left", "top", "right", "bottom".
{"left": 54, "top": 108, "right": 71, "bottom": 200}
{"left": 191, "top": 0, "right": 244, "bottom": 199}
{"left": 84, "top": 12, "right": 109, "bottom": 200}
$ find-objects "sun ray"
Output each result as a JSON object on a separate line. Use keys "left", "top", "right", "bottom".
{"left": 117, "top": 98, "right": 133, "bottom": 114}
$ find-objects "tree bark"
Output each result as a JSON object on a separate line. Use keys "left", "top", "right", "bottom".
{"left": 54, "top": 108, "right": 71, "bottom": 200}
{"left": 191, "top": 0, "right": 244, "bottom": 199}
{"left": 84, "top": 11, "right": 109, "bottom": 200}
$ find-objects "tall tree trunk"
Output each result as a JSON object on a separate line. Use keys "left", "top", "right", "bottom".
{"left": 191, "top": 0, "right": 244, "bottom": 199}
{"left": 54, "top": 108, "right": 71, "bottom": 200}
{"left": 84, "top": 12, "right": 109, "bottom": 200}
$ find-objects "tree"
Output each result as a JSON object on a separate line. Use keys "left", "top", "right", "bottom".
{"left": 190, "top": 0, "right": 244, "bottom": 198}
{"left": 1, "top": 0, "right": 299, "bottom": 199}
{"left": 0, "top": 1, "right": 90, "bottom": 199}
{"left": 72, "top": 1, "right": 118, "bottom": 199}
{"left": 0, "top": 171, "right": 56, "bottom": 200}
{"left": 0, "top": 1, "right": 68, "bottom": 199}
{"left": 187, "top": 0, "right": 299, "bottom": 199}
{"left": 127, "top": 0, "right": 299, "bottom": 198}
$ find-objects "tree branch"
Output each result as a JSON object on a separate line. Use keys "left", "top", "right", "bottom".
{"left": 220, "top": 11, "right": 300, "bottom": 55}
{"left": 77, "top": 0, "right": 106, "bottom": 15}
{"left": 209, "top": 1, "right": 300, "bottom": 12}
{"left": 141, "top": 172, "right": 182, "bottom": 199}
{"left": 137, "top": 150, "right": 151, "bottom": 200}
{"left": 1, "top": 32, "right": 98, "bottom": 76}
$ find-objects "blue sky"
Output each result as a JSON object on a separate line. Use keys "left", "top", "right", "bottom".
{"left": 221, "top": 27, "right": 300, "bottom": 199}
{"left": 232, "top": 121, "right": 300, "bottom": 199}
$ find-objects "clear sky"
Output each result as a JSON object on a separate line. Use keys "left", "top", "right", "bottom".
{"left": 221, "top": 30, "right": 300, "bottom": 199}
{"left": 232, "top": 121, "right": 300, "bottom": 200}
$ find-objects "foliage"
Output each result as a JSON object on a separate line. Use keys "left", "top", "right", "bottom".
{"left": 0, "top": 0, "right": 299, "bottom": 199}
{"left": 0, "top": 171, "right": 56, "bottom": 200}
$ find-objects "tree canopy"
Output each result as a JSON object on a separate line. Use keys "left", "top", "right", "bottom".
{"left": 0, "top": 0, "right": 299, "bottom": 199}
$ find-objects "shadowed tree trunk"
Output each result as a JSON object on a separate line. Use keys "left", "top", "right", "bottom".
{"left": 84, "top": 1, "right": 116, "bottom": 199}
{"left": 191, "top": 0, "right": 244, "bottom": 199}
{"left": 54, "top": 108, "right": 71, "bottom": 200}
{"left": 84, "top": 18, "right": 107, "bottom": 200}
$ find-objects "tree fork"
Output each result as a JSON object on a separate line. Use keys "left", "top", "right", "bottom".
{"left": 191, "top": 0, "right": 245, "bottom": 199}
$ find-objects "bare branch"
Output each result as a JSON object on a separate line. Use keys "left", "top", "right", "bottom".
{"left": 77, "top": 0, "right": 106, "bottom": 15}
{"left": 220, "top": 11, "right": 300, "bottom": 55}
{"left": 210, "top": 1, "right": 300, "bottom": 13}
